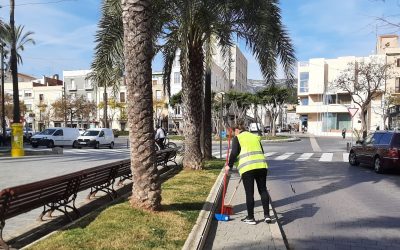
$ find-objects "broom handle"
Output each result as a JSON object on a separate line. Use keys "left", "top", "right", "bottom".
{"left": 220, "top": 128, "right": 232, "bottom": 214}
{"left": 226, "top": 177, "right": 242, "bottom": 205}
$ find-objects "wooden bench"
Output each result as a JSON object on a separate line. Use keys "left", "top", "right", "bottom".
{"left": 0, "top": 148, "right": 180, "bottom": 249}
{"left": 0, "top": 172, "right": 84, "bottom": 250}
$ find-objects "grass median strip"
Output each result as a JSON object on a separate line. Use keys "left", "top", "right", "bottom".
{"left": 27, "top": 160, "right": 224, "bottom": 250}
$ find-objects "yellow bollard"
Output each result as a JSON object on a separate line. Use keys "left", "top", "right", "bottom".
{"left": 11, "top": 123, "right": 25, "bottom": 157}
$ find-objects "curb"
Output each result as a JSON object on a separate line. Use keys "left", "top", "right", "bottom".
{"left": 269, "top": 196, "right": 288, "bottom": 250}
{"left": 262, "top": 137, "right": 300, "bottom": 143}
{"left": 182, "top": 169, "right": 225, "bottom": 250}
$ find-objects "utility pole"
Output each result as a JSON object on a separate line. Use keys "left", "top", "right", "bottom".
{"left": 62, "top": 85, "right": 67, "bottom": 126}
{"left": 1, "top": 43, "right": 5, "bottom": 139}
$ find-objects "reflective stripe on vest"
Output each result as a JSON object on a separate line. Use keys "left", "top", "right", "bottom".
{"left": 237, "top": 132, "right": 267, "bottom": 175}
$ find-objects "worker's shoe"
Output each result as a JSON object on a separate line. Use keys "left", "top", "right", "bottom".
{"left": 264, "top": 215, "right": 272, "bottom": 223}
{"left": 241, "top": 216, "right": 256, "bottom": 225}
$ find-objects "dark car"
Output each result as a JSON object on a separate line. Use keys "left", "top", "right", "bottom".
{"left": 349, "top": 131, "right": 400, "bottom": 173}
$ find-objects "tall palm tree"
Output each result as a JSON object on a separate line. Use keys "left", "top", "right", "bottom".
{"left": 122, "top": 0, "right": 162, "bottom": 210}
{"left": 161, "top": 0, "right": 296, "bottom": 170}
{"left": 2, "top": 24, "right": 35, "bottom": 67}
{"left": 89, "top": 0, "right": 123, "bottom": 129}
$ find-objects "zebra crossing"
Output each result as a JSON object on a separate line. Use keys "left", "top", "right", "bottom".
{"left": 212, "top": 151, "right": 350, "bottom": 163}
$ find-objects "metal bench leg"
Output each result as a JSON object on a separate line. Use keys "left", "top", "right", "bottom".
{"left": 0, "top": 219, "right": 9, "bottom": 250}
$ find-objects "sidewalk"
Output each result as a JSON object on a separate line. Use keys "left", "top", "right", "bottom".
{"left": 204, "top": 170, "right": 286, "bottom": 250}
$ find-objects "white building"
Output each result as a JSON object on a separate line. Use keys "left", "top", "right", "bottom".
{"left": 296, "top": 55, "right": 386, "bottom": 136}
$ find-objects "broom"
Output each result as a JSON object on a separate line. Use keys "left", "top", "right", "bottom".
{"left": 222, "top": 177, "right": 242, "bottom": 215}
{"left": 214, "top": 128, "right": 232, "bottom": 221}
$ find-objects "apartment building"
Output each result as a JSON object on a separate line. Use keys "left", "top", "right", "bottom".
{"left": 296, "top": 55, "right": 385, "bottom": 136}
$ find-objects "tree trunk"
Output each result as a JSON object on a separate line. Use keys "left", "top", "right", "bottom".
{"left": 103, "top": 90, "right": 109, "bottom": 128}
{"left": 181, "top": 43, "right": 204, "bottom": 170}
{"left": 271, "top": 112, "right": 277, "bottom": 137}
{"left": 203, "top": 66, "right": 212, "bottom": 160}
{"left": 10, "top": 0, "right": 20, "bottom": 123}
{"left": 361, "top": 108, "right": 368, "bottom": 139}
{"left": 122, "top": 0, "right": 161, "bottom": 211}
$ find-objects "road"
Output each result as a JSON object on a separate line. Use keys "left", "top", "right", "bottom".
{"left": 2, "top": 135, "right": 400, "bottom": 250}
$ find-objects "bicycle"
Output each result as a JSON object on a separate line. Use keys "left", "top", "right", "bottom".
{"left": 155, "top": 137, "right": 177, "bottom": 151}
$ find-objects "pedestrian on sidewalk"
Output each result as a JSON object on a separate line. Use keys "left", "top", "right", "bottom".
{"left": 225, "top": 120, "right": 271, "bottom": 225}
{"left": 342, "top": 128, "right": 346, "bottom": 139}
{"left": 155, "top": 125, "right": 166, "bottom": 149}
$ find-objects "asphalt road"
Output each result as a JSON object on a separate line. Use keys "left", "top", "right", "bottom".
{"left": 2, "top": 135, "right": 400, "bottom": 250}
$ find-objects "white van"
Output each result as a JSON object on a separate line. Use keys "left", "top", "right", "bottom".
{"left": 31, "top": 128, "right": 80, "bottom": 148}
{"left": 77, "top": 128, "right": 115, "bottom": 149}
{"left": 249, "top": 123, "right": 264, "bottom": 133}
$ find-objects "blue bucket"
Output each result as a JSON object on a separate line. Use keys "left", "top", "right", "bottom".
{"left": 215, "top": 213, "right": 230, "bottom": 221}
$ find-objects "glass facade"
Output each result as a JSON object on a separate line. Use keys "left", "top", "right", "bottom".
{"left": 299, "top": 72, "right": 309, "bottom": 93}
{"left": 322, "top": 113, "right": 351, "bottom": 131}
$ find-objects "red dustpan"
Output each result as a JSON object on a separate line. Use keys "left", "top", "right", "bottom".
{"left": 215, "top": 128, "right": 232, "bottom": 221}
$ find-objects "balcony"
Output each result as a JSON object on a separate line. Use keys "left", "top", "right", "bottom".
{"left": 296, "top": 104, "right": 349, "bottom": 114}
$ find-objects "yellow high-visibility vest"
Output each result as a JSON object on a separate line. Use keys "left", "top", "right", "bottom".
{"left": 236, "top": 131, "right": 268, "bottom": 175}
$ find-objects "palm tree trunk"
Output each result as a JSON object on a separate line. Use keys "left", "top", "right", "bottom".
{"left": 181, "top": 43, "right": 204, "bottom": 170}
{"left": 10, "top": 0, "right": 20, "bottom": 123}
{"left": 203, "top": 66, "right": 212, "bottom": 160}
{"left": 103, "top": 88, "right": 108, "bottom": 128}
{"left": 122, "top": 0, "right": 161, "bottom": 211}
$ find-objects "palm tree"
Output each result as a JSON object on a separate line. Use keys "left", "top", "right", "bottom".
{"left": 9, "top": 0, "right": 20, "bottom": 123}
{"left": 2, "top": 24, "right": 35, "bottom": 67}
{"left": 89, "top": 0, "right": 123, "bottom": 129}
{"left": 161, "top": 0, "right": 296, "bottom": 169}
{"left": 122, "top": 0, "right": 162, "bottom": 210}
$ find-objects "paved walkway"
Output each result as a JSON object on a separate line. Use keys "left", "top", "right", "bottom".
{"left": 204, "top": 170, "right": 286, "bottom": 250}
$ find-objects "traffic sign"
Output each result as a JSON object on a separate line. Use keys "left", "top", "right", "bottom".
{"left": 348, "top": 107, "right": 359, "bottom": 118}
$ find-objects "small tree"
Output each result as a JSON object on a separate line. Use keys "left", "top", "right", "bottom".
{"left": 0, "top": 93, "right": 26, "bottom": 125}
{"left": 169, "top": 91, "right": 183, "bottom": 135}
{"left": 333, "top": 59, "right": 391, "bottom": 138}
{"left": 98, "top": 98, "right": 123, "bottom": 128}
{"left": 258, "top": 86, "right": 294, "bottom": 136}
{"left": 52, "top": 95, "right": 97, "bottom": 127}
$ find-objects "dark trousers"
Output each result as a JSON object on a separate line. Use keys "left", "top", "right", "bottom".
{"left": 156, "top": 138, "right": 165, "bottom": 149}
{"left": 242, "top": 168, "right": 269, "bottom": 219}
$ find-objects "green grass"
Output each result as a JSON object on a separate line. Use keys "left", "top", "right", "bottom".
{"left": 27, "top": 160, "right": 224, "bottom": 250}
{"left": 261, "top": 135, "right": 290, "bottom": 140}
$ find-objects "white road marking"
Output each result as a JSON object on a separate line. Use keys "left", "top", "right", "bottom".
{"left": 343, "top": 153, "right": 349, "bottom": 162}
{"left": 310, "top": 136, "right": 322, "bottom": 152}
{"left": 319, "top": 153, "right": 333, "bottom": 162}
{"left": 274, "top": 153, "right": 294, "bottom": 160}
{"left": 296, "top": 153, "right": 313, "bottom": 161}
{"left": 264, "top": 152, "right": 277, "bottom": 157}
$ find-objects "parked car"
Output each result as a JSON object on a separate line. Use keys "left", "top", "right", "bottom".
{"left": 349, "top": 131, "right": 400, "bottom": 173}
{"left": 77, "top": 128, "right": 115, "bottom": 149}
{"left": 78, "top": 128, "right": 86, "bottom": 135}
{"left": 31, "top": 128, "right": 80, "bottom": 148}
{"left": 249, "top": 123, "right": 264, "bottom": 133}
{"left": 23, "top": 127, "right": 35, "bottom": 142}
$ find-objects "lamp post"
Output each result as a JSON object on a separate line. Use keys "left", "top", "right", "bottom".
{"left": 1, "top": 43, "right": 5, "bottom": 139}
{"left": 217, "top": 92, "right": 225, "bottom": 159}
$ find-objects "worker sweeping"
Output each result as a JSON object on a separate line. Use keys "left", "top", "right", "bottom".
{"left": 225, "top": 120, "right": 271, "bottom": 225}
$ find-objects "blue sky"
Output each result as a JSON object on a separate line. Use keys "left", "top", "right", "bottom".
{"left": 0, "top": 0, "right": 399, "bottom": 80}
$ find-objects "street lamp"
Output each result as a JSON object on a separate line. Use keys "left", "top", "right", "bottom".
{"left": 216, "top": 92, "right": 225, "bottom": 159}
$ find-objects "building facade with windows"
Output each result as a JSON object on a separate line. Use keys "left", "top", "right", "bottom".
{"left": 296, "top": 55, "right": 385, "bottom": 136}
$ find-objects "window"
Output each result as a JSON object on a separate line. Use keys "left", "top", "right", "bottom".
{"left": 174, "top": 106, "right": 181, "bottom": 115}
{"left": 26, "top": 104, "right": 32, "bottom": 111}
{"left": 24, "top": 91, "right": 32, "bottom": 97}
{"left": 397, "top": 58, "right": 400, "bottom": 67}
{"left": 299, "top": 72, "right": 309, "bottom": 93}
{"left": 70, "top": 79, "right": 76, "bottom": 90}
{"left": 152, "top": 80, "right": 158, "bottom": 85}
{"left": 54, "top": 129, "right": 63, "bottom": 136}
{"left": 378, "top": 133, "right": 392, "bottom": 145}
{"left": 300, "top": 97, "right": 309, "bottom": 105}
{"left": 99, "top": 131, "right": 105, "bottom": 137}
{"left": 120, "top": 92, "right": 126, "bottom": 103}
{"left": 39, "top": 94, "right": 44, "bottom": 102}
{"left": 87, "top": 93, "right": 92, "bottom": 101}
{"left": 174, "top": 72, "right": 180, "bottom": 84}
{"left": 156, "top": 90, "right": 162, "bottom": 100}
{"left": 85, "top": 79, "right": 93, "bottom": 89}
{"left": 326, "top": 94, "right": 337, "bottom": 104}
{"left": 337, "top": 94, "right": 351, "bottom": 104}
{"left": 396, "top": 78, "right": 400, "bottom": 93}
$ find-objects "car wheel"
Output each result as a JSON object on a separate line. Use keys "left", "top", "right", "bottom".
{"left": 31, "top": 143, "right": 38, "bottom": 148}
{"left": 109, "top": 142, "right": 114, "bottom": 149}
{"left": 374, "top": 156, "right": 383, "bottom": 174}
{"left": 95, "top": 141, "right": 100, "bottom": 149}
{"left": 349, "top": 151, "right": 359, "bottom": 166}
{"left": 72, "top": 140, "right": 78, "bottom": 148}
{"left": 47, "top": 140, "right": 54, "bottom": 148}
